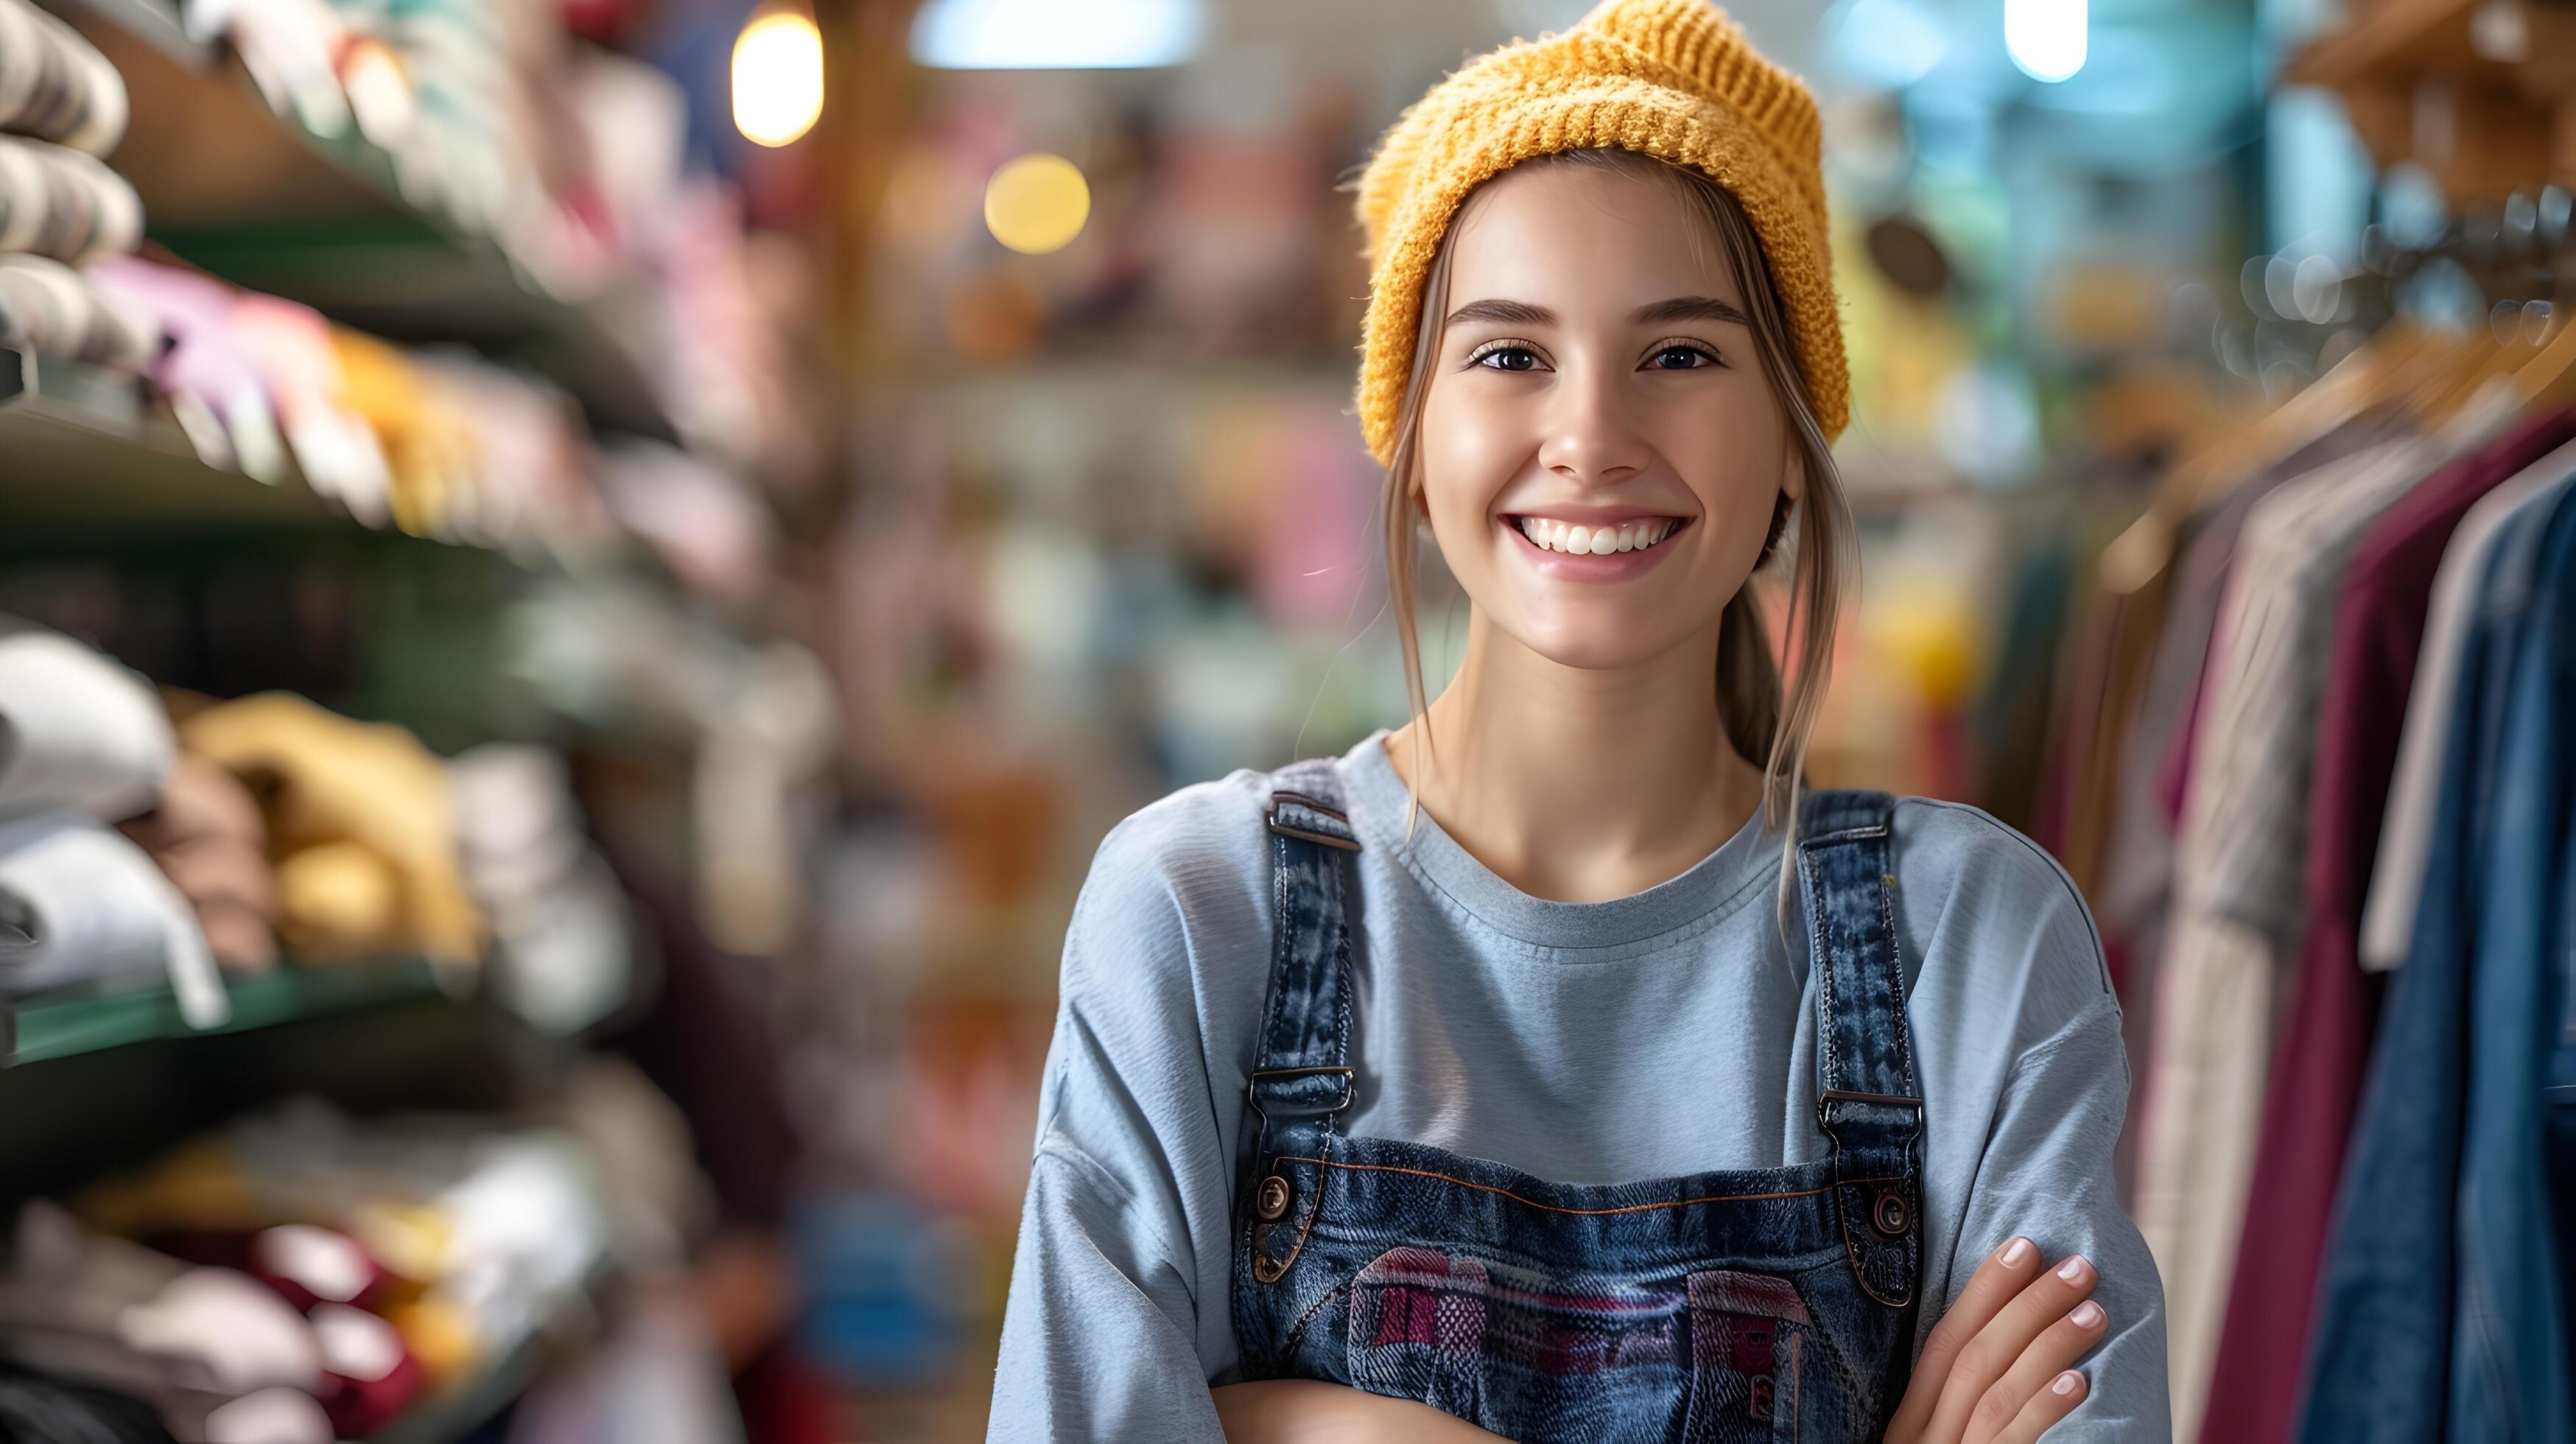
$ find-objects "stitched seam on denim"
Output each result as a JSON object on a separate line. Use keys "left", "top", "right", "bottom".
{"left": 1904, "top": 798, "right": 2117, "bottom": 999}
{"left": 1875, "top": 842, "right": 1917, "bottom": 1096}
{"left": 1280, "top": 1278, "right": 1349, "bottom": 1360}
{"left": 1800, "top": 841, "right": 1839, "bottom": 1097}
{"left": 1264, "top": 1145, "right": 1333, "bottom": 1277}
{"left": 1274, "top": 1156, "right": 1903, "bottom": 1213}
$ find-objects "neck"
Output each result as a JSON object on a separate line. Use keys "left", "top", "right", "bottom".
{"left": 1383, "top": 606, "right": 1769, "bottom": 903}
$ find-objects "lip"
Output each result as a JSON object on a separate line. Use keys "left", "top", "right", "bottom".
{"left": 1502, "top": 513, "right": 1693, "bottom": 583}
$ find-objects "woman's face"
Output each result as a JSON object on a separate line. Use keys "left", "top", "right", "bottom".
{"left": 1417, "top": 160, "right": 1793, "bottom": 673}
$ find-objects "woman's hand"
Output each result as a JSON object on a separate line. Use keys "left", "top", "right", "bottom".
{"left": 1882, "top": 1237, "right": 2110, "bottom": 1444}
{"left": 1212, "top": 1381, "right": 1510, "bottom": 1443}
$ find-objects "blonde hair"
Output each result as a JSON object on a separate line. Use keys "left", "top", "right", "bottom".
{"left": 1380, "top": 147, "right": 1853, "bottom": 888}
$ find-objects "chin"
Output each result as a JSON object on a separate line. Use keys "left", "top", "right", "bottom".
{"left": 1506, "top": 612, "right": 1684, "bottom": 672}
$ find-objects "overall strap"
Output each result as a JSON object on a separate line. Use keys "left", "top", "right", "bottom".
{"left": 1241, "top": 757, "right": 1361, "bottom": 1286}
{"left": 1797, "top": 788, "right": 1924, "bottom": 1308}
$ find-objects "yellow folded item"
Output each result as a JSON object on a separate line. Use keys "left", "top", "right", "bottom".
{"left": 275, "top": 841, "right": 403, "bottom": 962}
{"left": 330, "top": 328, "right": 480, "bottom": 538}
{"left": 180, "top": 693, "right": 484, "bottom": 964}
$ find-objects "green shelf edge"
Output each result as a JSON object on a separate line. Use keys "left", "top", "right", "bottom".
{"left": 1, "top": 958, "right": 457, "bottom": 1066}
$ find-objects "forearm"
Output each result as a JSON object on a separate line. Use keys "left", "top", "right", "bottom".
{"left": 1213, "top": 1381, "right": 1512, "bottom": 1444}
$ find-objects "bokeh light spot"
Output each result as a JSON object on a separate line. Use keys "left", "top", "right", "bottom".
{"left": 983, "top": 154, "right": 1092, "bottom": 255}
{"left": 734, "top": 11, "right": 825, "bottom": 148}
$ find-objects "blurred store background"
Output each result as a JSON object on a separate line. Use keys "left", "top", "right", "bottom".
{"left": 0, "top": 0, "right": 2566, "bottom": 1439}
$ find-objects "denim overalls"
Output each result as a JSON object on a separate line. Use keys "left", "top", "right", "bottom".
{"left": 1232, "top": 762, "right": 1926, "bottom": 1442}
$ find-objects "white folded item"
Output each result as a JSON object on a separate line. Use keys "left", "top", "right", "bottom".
{"left": 0, "top": 816, "right": 226, "bottom": 1026}
{"left": 0, "top": 625, "right": 174, "bottom": 823}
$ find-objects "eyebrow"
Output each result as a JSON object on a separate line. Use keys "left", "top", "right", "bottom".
{"left": 1442, "top": 295, "right": 1753, "bottom": 329}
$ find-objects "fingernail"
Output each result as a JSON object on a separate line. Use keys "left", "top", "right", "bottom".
{"left": 2071, "top": 1300, "right": 2105, "bottom": 1329}
{"left": 2001, "top": 1237, "right": 2033, "bottom": 1267}
{"left": 2057, "top": 1255, "right": 2090, "bottom": 1283}
{"left": 2053, "top": 1372, "right": 2082, "bottom": 1397}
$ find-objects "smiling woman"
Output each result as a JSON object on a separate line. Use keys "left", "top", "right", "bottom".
{"left": 988, "top": 3, "right": 2170, "bottom": 1440}
{"left": 1385, "top": 149, "right": 1842, "bottom": 843}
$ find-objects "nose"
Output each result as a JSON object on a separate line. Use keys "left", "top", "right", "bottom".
{"left": 1534, "top": 362, "right": 1649, "bottom": 486}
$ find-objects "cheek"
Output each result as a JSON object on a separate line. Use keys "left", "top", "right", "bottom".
{"left": 1416, "top": 380, "right": 1525, "bottom": 536}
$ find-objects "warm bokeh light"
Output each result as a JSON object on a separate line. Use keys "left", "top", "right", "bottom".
{"left": 732, "top": 10, "right": 825, "bottom": 147}
{"left": 982, "top": 153, "right": 1090, "bottom": 255}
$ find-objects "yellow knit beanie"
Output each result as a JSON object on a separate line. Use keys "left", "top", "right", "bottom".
{"left": 1352, "top": 0, "right": 1847, "bottom": 466}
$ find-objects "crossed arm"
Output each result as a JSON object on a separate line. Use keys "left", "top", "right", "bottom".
{"left": 1212, "top": 1236, "right": 2109, "bottom": 1444}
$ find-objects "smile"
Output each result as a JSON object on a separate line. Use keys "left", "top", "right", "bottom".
{"left": 1512, "top": 516, "right": 1686, "bottom": 555}
{"left": 1501, "top": 513, "right": 1694, "bottom": 583}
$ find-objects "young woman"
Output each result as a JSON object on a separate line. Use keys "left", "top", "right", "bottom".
{"left": 990, "top": 2, "right": 2168, "bottom": 1439}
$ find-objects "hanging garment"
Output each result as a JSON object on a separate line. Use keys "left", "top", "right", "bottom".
{"left": 2298, "top": 467, "right": 2576, "bottom": 1443}
{"left": 2448, "top": 483, "right": 2576, "bottom": 1441}
{"left": 0, "top": 0, "right": 127, "bottom": 156}
{"left": 2200, "top": 413, "right": 2576, "bottom": 1443}
{"left": 2361, "top": 439, "right": 2576, "bottom": 970}
{"left": 1228, "top": 771, "right": 1923, "bottom": 1440}
{"left": 0, "top": 134, "right": 140, "bottom": 264}
{"left": 2088, "top": 418, "right": 2398, "bottom": 1185}
{"left": 2135, "top": 435, "right": 2443, "bottom": 1435}
{"left": 0, "top": 625, "right": 172, "bottom": 824}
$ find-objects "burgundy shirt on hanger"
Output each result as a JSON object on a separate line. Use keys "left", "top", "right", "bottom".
{"left": 2197, "top": 409, "right": 2576, "bottom": 1444}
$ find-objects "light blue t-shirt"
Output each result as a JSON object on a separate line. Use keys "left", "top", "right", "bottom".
{"left": 990, "top": 729, "right": 2168, "bottom": 1440}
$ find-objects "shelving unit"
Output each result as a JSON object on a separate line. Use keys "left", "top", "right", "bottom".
{"left": 0, "top": 957, "right": 454, "bottom": 1067}
{"left": 0, "top": 343, "right": 365, "bottom": 546}
{"left": 43, "top": 0, "right": 677, "bottom": 444}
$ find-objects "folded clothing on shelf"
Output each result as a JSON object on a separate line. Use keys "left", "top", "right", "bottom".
{"left": 0, "top": 133, "right": 141, "bottom": 264}
{"left": 0, "top": 622, "right": 172, "bottom": 824}
{"left": 119, "top": 754, "right": 279, "bottom": 975}
{"left": 450, "top": 745, "right": 632, "bottom": 1034}
{"left": 180, "top": 693, "right": 484, "bottom": 966}
{"left": 0, "top": 816, "right": 223, "bottom": 1025}
{"left": 0, "top": 252, "right": 159, "bottom": 370}
{"left": 77, "top": 1099, "right": 611, "bottom": 1389}
{"left": 0, "top": 0, "right": 128, "bottom": 157}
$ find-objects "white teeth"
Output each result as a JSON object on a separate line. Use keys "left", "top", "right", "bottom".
{"left": 1515, "top": 517, "right": 1680, "bottom": 555}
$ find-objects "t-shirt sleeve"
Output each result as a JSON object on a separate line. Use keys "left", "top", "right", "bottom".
{"left": 1947, "top": 998, "right": 2171, "bottom": 1439}
{"left": 1905, "top": 807, "right": 2170, "bottom": 1440}
{"left": 989, "top": 811, "right": 1245, "bottom": 1443}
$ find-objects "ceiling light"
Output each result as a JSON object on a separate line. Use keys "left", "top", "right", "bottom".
{"left": 734, "top": 7, "right": 824, "bottom": 147}
{"left": 910, "top": 0, "right": 1204, "bottom": 70}
{"left": 2006, "top": 0, "right": 2087, "bottom": 83}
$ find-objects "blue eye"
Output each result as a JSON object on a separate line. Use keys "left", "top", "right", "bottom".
{"left": 1475, "top": 346, "right": 1542, "bottom": 371}
{"left": 1649, "top": 344, "right": 1719, "bottom": 370}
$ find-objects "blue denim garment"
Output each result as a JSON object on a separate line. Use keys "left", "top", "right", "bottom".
{"left": 1232, "top": 766, "right": 1924, "bottom": 1442}
{"left": 2298, "top": 473, "right": 2573, "bottom": 1443}
{"left": 2452, "top": 485, "right": 2576, "bottom": 1441}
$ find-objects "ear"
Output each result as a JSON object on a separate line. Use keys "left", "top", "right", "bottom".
{"left": 1780, "top": 444, "right": 1806, "bottom": 508}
